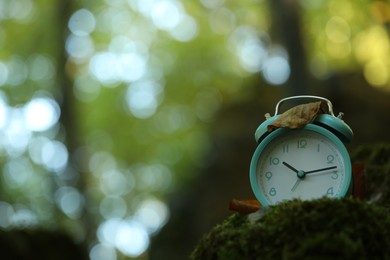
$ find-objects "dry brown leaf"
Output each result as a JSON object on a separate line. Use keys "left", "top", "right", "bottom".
{"left": 229, "top": 199, "right": 261, "bottom": 214}
{"left": 267, "top": 101, "right": 323, "bottom": 132}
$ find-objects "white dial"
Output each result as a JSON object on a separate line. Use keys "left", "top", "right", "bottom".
{"left": 252, "top": 128, "right": 351, "bottom": 205}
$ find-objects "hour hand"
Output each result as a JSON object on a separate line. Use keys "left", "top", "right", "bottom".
{"left": 282, "top": 161, "right": 299, "bottom": 173}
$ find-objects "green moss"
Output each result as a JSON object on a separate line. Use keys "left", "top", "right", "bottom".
{"left": 191, "top": 198, "right": 390, "bottom": 259}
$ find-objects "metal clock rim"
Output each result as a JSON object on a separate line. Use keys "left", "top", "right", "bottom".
{"left": 274, "top": 95, "right": 335, "bottom": 116}
{"left": 249, "top": 124, "right": 353, "bottom": 206}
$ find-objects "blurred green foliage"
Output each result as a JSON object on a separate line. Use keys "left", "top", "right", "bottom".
{"left": 0, "top": 0, "right": 389, "bottom": 259}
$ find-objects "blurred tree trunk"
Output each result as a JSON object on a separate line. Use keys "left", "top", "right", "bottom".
{"left": 268, "top": 0, "right": 309, "bottom": 95}
{"left": 56, "top": 1, "right": 95, "bottom": 245}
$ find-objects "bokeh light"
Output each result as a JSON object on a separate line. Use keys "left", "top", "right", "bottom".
{"left": 325, "top": 16, "right": 350, "bottom": 43}
{"left": 150, "top": 0, "right": 184, "bottom": 30}
{"left": 10, "top": 207, "right": 38, "bottom": 228}
{"left": 228, "top": 25, "right": 269, "bottom": 73}
{"left": 0, "top": 201, "right": 14, "bottom": 228}
{"left": 4, "top": 108, "right": 31, "bottom": 156}
{"left": 68, "top": 8, "right": 96, "bottom": 36}
{"left": 41, "top": 140, "right": 69, "bottom": 172}
{"left": 99, "top": 169, "right": 129, "bottom": 196}
{"left": 0, "top": 0, "right": 35, "bottom": 21}
{"left": 23, "top": 97, "right": 60, "bottom": 132}
{"left": 134, "top": 198, "right": 169, "bottom": 235}
{"left": 89, "top": 50, "right": 148, "bottom": 85}
{"left": 55, "top": 186, "right": 84, "bottom": 218}
{"left": 66, "top": 35, "right": 95, "bottom": 61}
{"left": 6, "top": 56, "right": 29, "bottom": 86}
{"left": 0, "top": 62, "right": 9, "bottom": 86}
{"left": 97, "top": 218, "right": 150, "bottom": 258}
{"left": 3, "top": 156, "right": 33, "bottom": 188}
{"left": 0, "top": 93, "right": 9, "bottom": 129}
{"left": 125, "top": 80, "right": 163, "bottom": 119}
{"left": 90, "top": 243, "right": 117, "bottom": 260}
{"left": 168, "top": 15, "right": 198, "bottom": 42}
{"left": 364, "top": 60, "right": 389, "bottom": 87}
{"left": 263, "top": 55, "right": 290, "bottom": 85}
{"left": 27, "top": 54, "right": 56, "bottom": 82}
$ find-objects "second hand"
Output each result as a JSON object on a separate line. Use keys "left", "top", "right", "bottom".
{"left": 291, "top": 179, "right": 301, "bottom": 192}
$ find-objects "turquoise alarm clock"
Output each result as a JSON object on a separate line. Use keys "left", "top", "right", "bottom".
{"left": 250, "top": 96, "right": 353, "bottom": 206}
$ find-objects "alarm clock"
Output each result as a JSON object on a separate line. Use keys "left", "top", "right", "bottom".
{"left": 249, "top": 96, "right": 353, "bottom": 206}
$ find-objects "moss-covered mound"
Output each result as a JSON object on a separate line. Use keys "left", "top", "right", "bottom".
{"left": 191, "top": 198, "right": 390, "bottom": 259}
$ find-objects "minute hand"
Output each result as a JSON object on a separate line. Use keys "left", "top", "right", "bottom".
{"left": 305, "top": 166, "right": 337, "bottom": 174}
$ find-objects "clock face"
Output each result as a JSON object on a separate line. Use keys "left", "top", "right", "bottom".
{"left": 250, "top": 125, "right": 352, "bottom": 206}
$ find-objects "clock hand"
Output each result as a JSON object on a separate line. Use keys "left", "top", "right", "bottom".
{"left": 305, "top": 166, "right": 337, "bottom": 175}
{"left": 283, "top": 162, "right": 305, "bottom": 191}
{"left": 290, "top": 167, "right": 336, "bottom": 192}
{"left": 283, "top": 161, "right": 306, "bottom": 180}
{"left": 282, "top": 161, "right": 299, "bottom": 173}
{"left": 291, "top": 179, "right": 301, "bottom": 192}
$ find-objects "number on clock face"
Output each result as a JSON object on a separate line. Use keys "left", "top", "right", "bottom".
{"left": 255, "top": 129, "right": 347, "bottom": 205}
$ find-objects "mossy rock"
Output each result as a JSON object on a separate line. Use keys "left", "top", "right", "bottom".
{"left": 191, "top": 198, "right": 390, "bottom": 259}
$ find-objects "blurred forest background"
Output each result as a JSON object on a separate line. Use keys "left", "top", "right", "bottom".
{"left": 0, "top": 0, "right": 390, "bottom": 259}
